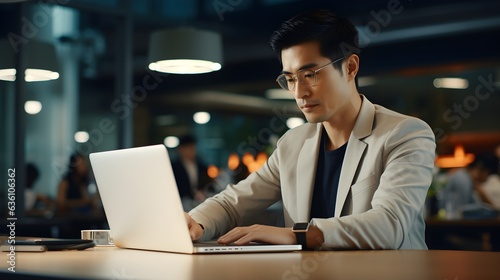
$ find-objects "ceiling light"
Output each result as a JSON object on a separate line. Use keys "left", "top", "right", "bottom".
{"left": 265, "top": 88, "right": 294, "bottom": 100}
{"left": 164, "top": 136, "right": 179, "bottom": 148}
{"left": 25, "top": 69, "right": 59, "bottom": 82}
{"left": 193, "top": 112, "right": 210, "bottom": 124}
{"left": 286, "top": 117, "right": 305, "bottom": 129}
{"left": 74, "top": 131, "right": 90, "bottom": 143}
{"left": 0, "top": 39, "right": 60, "bottom": 82}
{"left": 433, "top": 78, "right": 468, "bottom": 89}
{"left": 148, "top": 28, "right": 223, "bottom": 74}
{"left": 24, "top": 100, "right": 42, "bottom": 115}
{"left": 0, "top": 69, "right": 16, "bottom": 81}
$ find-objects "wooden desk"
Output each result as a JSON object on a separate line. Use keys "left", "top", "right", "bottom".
{"left": 2, "top": 246, "right": 500, "bottom": 280}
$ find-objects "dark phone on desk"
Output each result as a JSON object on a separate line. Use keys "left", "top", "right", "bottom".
{"left": 2, "top": 239, "right": 95, "bottom": 251}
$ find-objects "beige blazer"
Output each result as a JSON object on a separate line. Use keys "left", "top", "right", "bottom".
{"left": 190, "top": 95, "right": 436, "bottom": 249}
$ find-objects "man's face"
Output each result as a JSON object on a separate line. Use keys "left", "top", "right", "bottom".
{"left": 280, "top": 41, "right": 351, "bottom": 124}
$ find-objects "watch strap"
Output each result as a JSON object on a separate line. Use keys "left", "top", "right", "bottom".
{"left": 295, "top": 231, "right": 307, "bottom": 248}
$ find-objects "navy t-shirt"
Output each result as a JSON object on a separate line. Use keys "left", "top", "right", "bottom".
{"left": 310, "top": 130, "right": 347, "bottom": 219}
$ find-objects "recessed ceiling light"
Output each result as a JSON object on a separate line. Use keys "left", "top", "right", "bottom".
{"left": 265, "top": 88, "right": 294, "bottom": 100}
{"left": 286, "top": 117, "right": 305, "bottom": 129}
{"left": 164, "top": 136, "right": 179, "bottom": 148}
{"left": 433, "top": 78, "right": 468, "bottom": 89}
{"left": 74, "top": 131, "right": 90, "bottom": 143}
{"left": 193, "top": 112, "right": 210, "bottom": 124}
{"left": 24, "top": 100, "right": 42, "bottom": 115}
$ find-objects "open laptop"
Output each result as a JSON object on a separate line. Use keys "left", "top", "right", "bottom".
{"left": 89, "top": 144, "right": 301, "bottom": 254}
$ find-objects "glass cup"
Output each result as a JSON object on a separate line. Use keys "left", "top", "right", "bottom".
{"left": 81, "top": 229, "right": 114, "bottom": 246}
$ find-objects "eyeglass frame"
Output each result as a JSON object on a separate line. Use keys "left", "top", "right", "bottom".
{"left": 275, "top": 56, "right": 346, "bottom": 91}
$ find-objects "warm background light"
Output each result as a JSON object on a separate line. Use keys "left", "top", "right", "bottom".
{"left": 227, "top": 153, "right": 240, "bottom": 171}
{"left": 435, "top": 145, "right": 475, "bottom": 168}
{"left": 240, "top": 151, "right": 268, "bottom": 173}
{"left": 207, "top": 164, "right": 219, "bottom": 179}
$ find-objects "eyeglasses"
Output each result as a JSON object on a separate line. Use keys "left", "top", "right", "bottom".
{"left": 275, "top": 57, "right": 345, "bottom": 91}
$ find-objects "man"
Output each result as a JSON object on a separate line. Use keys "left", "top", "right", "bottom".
{"left": 185, "top": 9, "right": 436, "bottom": 250}
{"left": 171, "top": 135, "right": 213, "bottom": 209}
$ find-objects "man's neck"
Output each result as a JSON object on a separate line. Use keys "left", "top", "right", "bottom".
{"left": 322, "top": 94, "right": 362, "bottom": 151}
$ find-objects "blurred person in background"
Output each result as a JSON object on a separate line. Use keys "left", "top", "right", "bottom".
{"left": 442, "top": 153, "right": 500, "bottom": 213}
{"left": 55, "top": 153, "right": 99, "bottom": 216}
{"left": 171, "top": 135, "right": 214, "bottom": 210}
{"left": 25, "top": 163, "right": 53, "bottom": 216}
{"left": 478, "top": 145, "right": 500, "bottom": 210}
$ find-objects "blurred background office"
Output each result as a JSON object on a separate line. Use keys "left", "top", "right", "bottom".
{"left": 0, "top": 0, "right": 499, "bottom": 245}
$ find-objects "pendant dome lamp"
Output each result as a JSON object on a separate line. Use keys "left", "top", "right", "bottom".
{"left": 0, "top": 38, "right": 60, "bottom": 82}
{"left": 148, "top": 27, "right": 223, "bottom": 74}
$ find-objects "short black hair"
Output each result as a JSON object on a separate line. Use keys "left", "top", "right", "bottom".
{"left": 178, "top": 134, "right": 196, "bottom": 146}
{"left": 269, "top": 9, "right": 360, "bottom": 72}
{"left": 26, "top": 163, "right": 40, "bottom": 189}
{"left": 469, "top": 153, "right": 499, "bottom": 175}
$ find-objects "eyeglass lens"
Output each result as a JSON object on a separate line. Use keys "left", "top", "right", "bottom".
{"left": 278, "top": 70, "right": 316, "bottom": 91}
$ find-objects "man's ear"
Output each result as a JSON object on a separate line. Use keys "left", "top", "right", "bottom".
{"left": 345, "top": 54, "right": 359, "bottom": 82}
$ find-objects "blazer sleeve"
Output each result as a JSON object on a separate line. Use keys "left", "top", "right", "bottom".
{"left": 189, "top": 150, "right": 283, "bottom": 241}
{"left": 311, "top": 117, "right": 436, "bottom": 249}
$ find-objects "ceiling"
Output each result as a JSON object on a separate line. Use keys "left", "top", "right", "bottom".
{"left": 57, "top": 0, "right": 500, "bottom": 86}
{"left": 2, "top": 0, "right": 499, "bottom": 96}
{"left": 1, "top": 0, "right": 500, "bottom": 152}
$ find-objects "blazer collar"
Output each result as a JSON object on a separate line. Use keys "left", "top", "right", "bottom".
{"left": 352, "top": 94, "right": 375, "bottom": 140}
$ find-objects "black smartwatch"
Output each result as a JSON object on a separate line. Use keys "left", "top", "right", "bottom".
{"left": 292, "top": 222, "right": 309, "bottom": 248}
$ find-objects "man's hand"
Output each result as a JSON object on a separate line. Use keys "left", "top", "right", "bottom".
{"left": 217, "top": 225, "right": 296, "bottom": 246}
{"left": 184, "top": 213, "right": 204, "bottom": 241}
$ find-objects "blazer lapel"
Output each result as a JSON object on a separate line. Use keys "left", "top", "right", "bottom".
{"left": 335, "top": 137, "right": 367, "bottom": 217}
{"left": 295, "top": 124, "right": 322, "bottom": 221}
{"left": 334, "top": 95, "right": 375, "bottom": 217}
